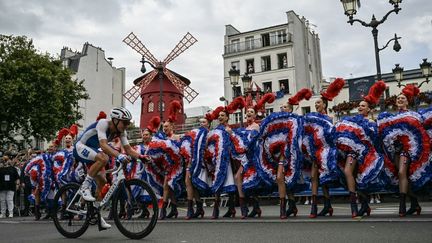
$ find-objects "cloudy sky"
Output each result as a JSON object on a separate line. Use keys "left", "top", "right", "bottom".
{"left": 1, "top": 0, "right": 431, "bottom": 124}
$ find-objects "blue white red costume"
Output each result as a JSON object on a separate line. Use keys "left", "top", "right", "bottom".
{"left": 255, "top": 112, "right": 303, "bottom": 190}
{"left": 302, "top": 112, "right": 338, "bottom": 185}
{"left": 335, "top": 115, "right": 385, "bottom": 190}
{"left": 24, "top": 154, "right": 53, "bottom": 204}
{"left": 377, "top": 110, "right": 431, "bottom": 190}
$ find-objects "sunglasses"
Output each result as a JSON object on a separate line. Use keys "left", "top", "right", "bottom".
{"left": 122, "top": 120, "right": 131, "bottom": 126}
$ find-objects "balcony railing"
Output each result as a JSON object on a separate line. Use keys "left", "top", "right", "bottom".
{"left": 224, "top": 34, "right": 292, "bottom": 55}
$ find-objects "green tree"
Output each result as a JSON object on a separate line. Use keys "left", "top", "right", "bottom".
{"left": 0, "top": 35, "right": 89, "bottom": 146}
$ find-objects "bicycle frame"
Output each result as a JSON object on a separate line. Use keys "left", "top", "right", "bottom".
{"left": 65, "top": 162, "right": 125, "bottom": 214}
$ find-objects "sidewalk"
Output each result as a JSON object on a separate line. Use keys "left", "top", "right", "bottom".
{"left": 2, "top": 202, "right": 431, "bottom": 224}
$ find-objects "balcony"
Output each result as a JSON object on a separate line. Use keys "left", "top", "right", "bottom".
{"left": 224, "top": 33, "right": 292, "bottom": 55}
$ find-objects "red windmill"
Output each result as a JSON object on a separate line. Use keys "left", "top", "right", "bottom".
{"left": 123, "top": 32, "right": 199, "bottom": 128}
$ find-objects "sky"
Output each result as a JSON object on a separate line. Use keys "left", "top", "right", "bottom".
{"left": 1, "top": 0, "right": 431, "bottom": 125}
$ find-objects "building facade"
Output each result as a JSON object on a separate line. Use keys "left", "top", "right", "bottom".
{"left": 60, "top": 43, "right": 125, "bottom": 128}
{"left": 223, "top": 10, "right": 323, "bottom": 123}
{"left": 329, "top": 68, "right": 432, "bottom": 120}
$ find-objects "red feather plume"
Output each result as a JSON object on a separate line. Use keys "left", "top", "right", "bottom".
{"left": 69, "top": 124, "right": 78, "bottom": 138}
{"left": 210, "top": 106, "right": 225, "bottom": 121}
{"left": 168, "top": 100, "right": 182, "bottom": 123}
{"left": 205, "top": 112, "right": 214, "bottom": 122}
{"left": 321, "top": 78, "right": 345, "bottom": 101}
{"left": 363, "top": 80, "right": 386, "bottom": 105}
{"left": 56, "top": 128, "right": 70, "bottom": 142}
{"left": 146, "top": 116, "right": 161, "bottom": 133}
{"left": 96, "top": 111, "right": 107, "bottom": 121}
{"left": 254, "top": 93, "right": 276, "bottom": 111}
{"left": 288, "top": 88, "right": 313, "bottom": 105}
{"left": 226, "top": 96, "right": 246, "bottom": 114}
{"left": 402, "top": 84, "right": 420, "bottom": 101}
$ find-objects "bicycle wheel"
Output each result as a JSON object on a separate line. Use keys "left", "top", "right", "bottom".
{"left": 52, "top": 183, "right": 92, "bottom": 238}
{"left": 112, "top": 179, "right": 158, "bottom": 239}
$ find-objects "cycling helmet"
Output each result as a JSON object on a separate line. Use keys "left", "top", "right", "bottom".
{"left": 110, "top": 107, "right": 132, "bottom": 121}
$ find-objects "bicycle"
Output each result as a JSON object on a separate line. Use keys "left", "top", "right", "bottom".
{"left": 52, "top": 159, "right": 158, "bottom": 239}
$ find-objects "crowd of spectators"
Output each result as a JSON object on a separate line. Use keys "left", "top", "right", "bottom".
{"left": 0, "top": 145, "right": 40, "bottom": 218}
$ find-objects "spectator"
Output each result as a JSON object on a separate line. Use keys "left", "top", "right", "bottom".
{"left": 0, "top": 155, "right": 20, "bottom": 218}
{"left": 370, "top": 193, "right": 381, "bottom": 204}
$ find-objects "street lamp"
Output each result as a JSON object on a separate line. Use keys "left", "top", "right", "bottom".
{"left": 242, "top": 73, "right": 252, "bottom": 94}
{"left": 229, "top": 66, "right": 240, "bottom": 87}
{"left": 340, "top": 0, "right": 402, "bottom": 111}
{"left": 420, "top": 58, "right": 432, "bottom": 83}
{"left": 393, "top": 58, "right": 432, "bottom": 89}
{"left": 392, "top": 63, "right": 404, "bottom": 87}
{"left": 228, "top": 66, "right": 243, "bottom": 126}
{"left": 141, "top": 56, "right": 165, "bottom": 121}
{"left": 340, "top": 0, "right": 402, "bottom": 81}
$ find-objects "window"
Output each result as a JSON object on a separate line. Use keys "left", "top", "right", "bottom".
{"left": 234, "top": 112, "right": 241, "bottom": 124}
{"left": 279, "top": 79, "right": 289, "bottom": 94}
{"left": 278, "top": 53, "right": 288, "bottom": 69}
{"left": 231, "top": 61, "right": 240, "bottom": 73}
{"left": 265, "top": 108, "right": 273, "bottom": 116}
{"left": 302, "top": 106, "right": 311, "bottom": 115}
{"left": 245, "top": 36, "right": 254, "bottom": 50}
{"left": 148, "top": 101, "right": 154, "bottom": 112}
{"left": 270, "top": 30, "right": 287, "bottom": 45}
{"left": 263, "top": 81, "right": 272, "bottom": 93}
{"left": 157, "top": 101, "right": 165, "bottom": 112}
{"left": 232, "top": 86, "right": 241, "bottom": 97}
{"left": 231, "top": 39, "right": 240, "bottom": 53}
{"left": 261, "top": 33, "right": 270, "bottom": 47}
{"left": 246, "top": 59, "right": 254, "bottom": 74}
{"left": 261, "top": 56, "right": 271, "bottom": 72}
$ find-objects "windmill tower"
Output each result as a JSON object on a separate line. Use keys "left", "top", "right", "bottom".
{"left": 123, "top": 32, "right": 199, "bottom": 128}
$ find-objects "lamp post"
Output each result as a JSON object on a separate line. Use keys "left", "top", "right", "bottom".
{"left": 392, "top": 58, "right": 432, "bottom": 110}
{"left": 340, "top": 0, "right": 402, "bottom": 111}
{"left": 340, "top": 0, "right": 402, "bottom": 81}
{"left": 228, "top": 66, "right": 243, "bottom": 126}
{"left": 141, "top": 56, "right": 164, "bottom": 121}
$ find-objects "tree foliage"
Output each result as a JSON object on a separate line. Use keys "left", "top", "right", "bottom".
{"left": 0, "top": 35, "right": 88, "bottom": 144}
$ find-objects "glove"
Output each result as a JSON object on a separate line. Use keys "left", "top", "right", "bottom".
{"left": 116, "top": 154, "right": 129, "bottom": 163}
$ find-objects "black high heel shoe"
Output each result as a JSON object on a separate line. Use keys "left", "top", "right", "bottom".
{"left": 318, "top": 198, "right": 333, "bottom": 216}
{"left": 280, "top": 198, "right": 287, "bottom": 219}
{"left": 357, "top": 193, "right": 371, "bottom": 216}
{"left": 350, "top": 202, "right": 359, "bottom": 218}
{"left": 222, "top": 208, "right": 236, "bottom": 218}
{"left": 166, "top": 204, "right": 178, "bottom": 219}
{"left": 399, "top": 193, "right": 407, "bottom": 217}
{"left": 286, "top": 199, "right": 298, "bottom": 217}
{"left": 309, "top": 203, "right": 318, "bottom": 218}
{"left": 247, "top": 197, "right": 262, "bottom": 218}
{"left": 192, "top": 201, "right": 205, "bottom": 219}
{"left": 406, "top": 197, "right": 421, "bottom": 215}
{"left": 159, "top": 202, "right": 168, "bottom": 220}
{"left": 247, "top": 207, "right": 262, "bottom": 218}
{"left": 185, "top": 200, "right": 194, "bottom": 220}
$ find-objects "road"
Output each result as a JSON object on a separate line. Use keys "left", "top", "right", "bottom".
{"left": 1, "top": 202, "right": 431, "bottom": 243}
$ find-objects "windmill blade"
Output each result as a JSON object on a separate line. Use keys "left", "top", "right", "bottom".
{"left": 123, "top": 70, "right": 158, "bottom": 104}
{"left": 163, "top": 69, "right": 199, "bottom": 103}
{"left": 123, "top": 32, "right": 159, "bottom": 66}
{"left": 163, "top": 32, "right": 197, "bottom": 65}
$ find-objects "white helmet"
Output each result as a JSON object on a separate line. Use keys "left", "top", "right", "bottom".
{"left": 110, "top": 107, "right": 132, "bottom": 121}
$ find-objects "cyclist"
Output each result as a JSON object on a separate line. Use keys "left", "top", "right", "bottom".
{"left": 74, "top": 107, "right": 143, "bottom": 229}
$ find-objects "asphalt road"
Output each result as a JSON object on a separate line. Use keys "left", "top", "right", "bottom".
{"left": 1, "top": 202, "right": 431, "bottom": 243}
